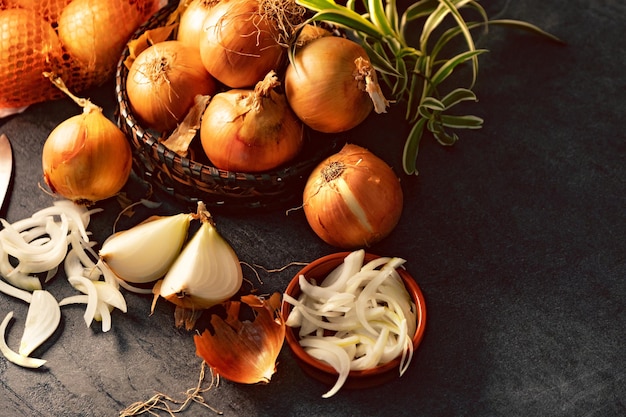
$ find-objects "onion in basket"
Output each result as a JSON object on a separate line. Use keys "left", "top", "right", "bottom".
{"left": 200, "top": 70, "right": 304, "bottom": 172}
{"left": 126, "top": 40, "right": 218, "bottom": 133}
{"left": 284, "top": 35, "right": 389, "bottom": 133}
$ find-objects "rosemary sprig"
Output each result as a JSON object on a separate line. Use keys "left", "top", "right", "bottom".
{"left": 296, "top": 0, "right": 562, "bottom": 175}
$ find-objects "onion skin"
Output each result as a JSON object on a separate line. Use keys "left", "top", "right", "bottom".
{"left": 284, "top": 36, "right": 374, "bottom": 133}
{"left": 303, "top": 144, "right": 403, "bottom": 249}
{"left": 200, "top": 71, "right": 304, "bottom": 172}
{"left": 0, "top": 9, "right": 64, "bottom": 108}
{"left": 42, "top": 108, "right": 132, "bottom": 205}
{"left": 199, "top": 0, "right": 284, "bottom": 88}
{"left": 126, "top": 40, "right": 217, "bottom": 133}
{"left": 194, "top": 293, "right": 285, "bottom": 384}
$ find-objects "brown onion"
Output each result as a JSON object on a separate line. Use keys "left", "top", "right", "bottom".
{"left": 198, "top": 0, "right": 301, "bottom": 88}
{"left": 57, "top": 0, "right": 156, "bottom": 83}
{"left": 42, "top": 75, "right": 132, "bottom": 205}
{"left": 126, "top": 40, "right": 217, "bottom": 133}
{"left": 284, "top": 36, "right": 389, "bottom": 133}
{"left": 200, "top": 71, "right": 304, "bottom": 172}
{"left": 302, "top": 143, "right": 403, "bottom": 249}
{"left": 176, "top": 0, "right": 218, "bottom": 51}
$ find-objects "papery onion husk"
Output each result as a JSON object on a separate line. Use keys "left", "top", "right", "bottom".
{"left": 302, "top": 143, "right": 403, "bottom": 249}
{"left": 200, "top": 70, "right": 304, "bottom": 172}
{"left": 157, "top": 203, "right": 243, "bottom": 329}
{"left": 194, "top": 293, "right": 285, "bottom": 384}
{"left": 42, "top": 75, "right": 132, "bottom": 205}
{"left": 198, "top": 0, "right": 304, "bottom": 88}
{"left": 284, "top": 36, "right": 388, "bottom": 133}
{"left": 126, "top": 40, "right": 218, "bottom": 133}
{"left": 57, "top": 0, "right": 157, "bottom": 83}
{"left": 99, "top": 213, "right": 193, "bottom": 284}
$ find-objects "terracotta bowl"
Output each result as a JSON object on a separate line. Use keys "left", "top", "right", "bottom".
{"left": 280, "top": 252, "right": 427, "bottom": 390}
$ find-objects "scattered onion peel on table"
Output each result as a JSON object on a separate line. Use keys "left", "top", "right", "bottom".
{"left": 194, "top": 292, "right": 285, "bottom": 384}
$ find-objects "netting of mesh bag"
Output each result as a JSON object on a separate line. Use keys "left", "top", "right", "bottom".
{"left": 0, "top": 0, "right": 160, "bottom": 109}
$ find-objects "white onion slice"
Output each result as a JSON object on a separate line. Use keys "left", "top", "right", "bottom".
{"left": 19, "top": 290, "right": 61, "bottom": 356}
{"left": 0, "top": 312, "right": 47, "bottom": 369}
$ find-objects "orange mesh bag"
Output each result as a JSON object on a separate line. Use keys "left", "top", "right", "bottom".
{"left": 0, "top": 0, "right": 161, "bottom": 109}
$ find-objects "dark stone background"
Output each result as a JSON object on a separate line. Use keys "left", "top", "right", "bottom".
{"left": 0, "top": 0, "right": 624, "bottom": 416}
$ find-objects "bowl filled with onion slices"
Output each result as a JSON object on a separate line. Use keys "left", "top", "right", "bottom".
{"left": 281, "top": 250, "right": 427, "bottom": 398}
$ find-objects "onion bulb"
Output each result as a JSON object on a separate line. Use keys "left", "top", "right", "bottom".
{"left": 126, "top": 40, "right": 218, "bottom": 132}
{"left": 99, "top": 213, "right": 193, "bottom": 284}
{"left": 194, "top": 293, "right": 285, "bottom": 384}
{"left": 177, "top": 0, "right": 218, "bottom": 50}
{"left": 42, "top": 74, "right": 132, "bottom": 205}
{"left": 302, "top": 144, "right": 403, "bottom": 249}
{"left": 284, "top": 36, "right": 389, "bottom": 133}
{"left": 0, "top": 8, "right": 64, "bottom": 108}
{"left": 198, "top": 0, "right": 304, "bottom": 88}
{"left": 200, "top": 70, "right": 304, "bottom": 172}
{"left": 156, "top": 202, "right": 243, "bottom": 329}
{"left": 57, "top": 0, "right": 157, "bottom": 82}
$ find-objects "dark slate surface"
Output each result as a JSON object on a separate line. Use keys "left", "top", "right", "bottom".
{"left": 0, "top": 0, "right": 624, "bottom": 416}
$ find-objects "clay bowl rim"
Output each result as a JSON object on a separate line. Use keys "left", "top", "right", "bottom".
{"left": 280, "top": 251, "right": 427, "bottom": 379}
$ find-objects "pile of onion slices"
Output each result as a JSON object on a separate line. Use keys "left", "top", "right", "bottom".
{"left": 283, "top": 249, "right": 418, "bottom": 397}
{"left": 0, "top": 200, "right": 128, "bottom": 368}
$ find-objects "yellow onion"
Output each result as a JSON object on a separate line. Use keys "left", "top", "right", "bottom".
{"left": 57, "top": 0, "right": 157, "bottom": 82}
{"left": 200, "top": 70, "right": 304, "bottom": 172}
{"left": 176, "top": 0, "right": 218, "bottom": 51}
{"left": 126, "top": 40, "right": 218, "bottom": 133}
{"left": 42, "top": 75, "right": 132, "bottom": 205}
{"left": 156, "top": 202, "right": 243, "bottom": 329}
{"left": 194, "top": 293, "right": 285, "bottom": 384}
{"left": 0, "top": 8, "right": 64, "bottom": 108}
{"left": 198, "top": 0, "right": 302, "bottom": 88}
{"left": 284, "top": 36, "right": 389, "bottom": 133}
{"left": 302, "top": 143, "right": 403, "bottom": 249}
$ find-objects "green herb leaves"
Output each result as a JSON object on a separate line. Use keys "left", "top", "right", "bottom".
{"left": 296, "top": 0, "right": 560, "bottom": 174}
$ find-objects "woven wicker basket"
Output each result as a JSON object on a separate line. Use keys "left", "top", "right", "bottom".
{"left": 115, "top": 2, "right": 340, "bottom": 211}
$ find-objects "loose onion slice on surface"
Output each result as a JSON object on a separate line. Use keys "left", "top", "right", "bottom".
{"left": 283, "top": 249, "right": 418, "bottom": 397}
{"left": 0, "top": 312, "right": 47, "bottom": 369}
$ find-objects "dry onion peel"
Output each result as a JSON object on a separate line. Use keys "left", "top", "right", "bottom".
{"left": 155, "top": 202, "right": 243, "bottom": 329}
{"left": 194, "top": 293, "right": 285, "bottom": 384}
{"left": 284, "top": 249, "right": 417, "bottom": 397}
